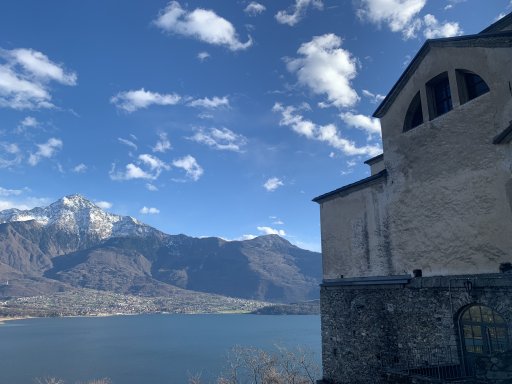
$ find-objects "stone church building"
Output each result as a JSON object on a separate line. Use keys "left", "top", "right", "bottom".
{"left": 314, "top": 14, "right": 512, "bottom": 384}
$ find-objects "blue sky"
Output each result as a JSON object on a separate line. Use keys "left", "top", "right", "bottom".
{"left": 0, "top": 0, "right": 509, "bottom": 251}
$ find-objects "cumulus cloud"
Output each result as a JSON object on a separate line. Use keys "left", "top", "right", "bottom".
{"left": 197, "top": 51, "right": 210, "bottom": 61}
{"left": 118, "top": 137, "right": 138, "bottom": 151}
{"left": 273, "top": 103, "right": 382, "bottom": 156}
{"left": 362, "top": 89, "right": 385, "bottom": 104}
{"left": 423, "top": 14, "right": 463, "bottom": 39}
{"left": 72, "top": 163, "right": 87, "bottom": 173}
{"left": 0, "top": 48, "right": 77, "bottom": 109}
{"left": 187, "top": 96, "right": 230, "bottom": 109}
{"left": 286, "top": 34, "right": 359, "bottom": 109}
{"left": 339, "top": 112, "right": 381, "bottom": 136}
{"left": 263, "top": 177, "right": 284, "bottom": 192}
{"left": 275, "top": 0, "right": 323, "bottom": 26}
{"left": 109, "top": 163, "right": 156, "bottom": 181}
{"left": 154, "top": 1, "right": 252, "bottom": 51}
{"left": 187, "top": 127, "right": 247, "bottom": 152}
{"left": 111, "top": 88, "right": 181, "bottom": 112}
{"left": 153, "top": 132, "right": 172, "bottom": 153}
{"left": 139, "top": 154, "right": 170, "bottom": 176}
{"left": 140, "top": 206, "right": 160, "bottom": 214}
{"left": 245, "top": 2, "right": 266, "bottom": 16}
{"left": 146, "top": 183, "right": 159, "bottom": 191}
{"left": 19, "top": 116, "right": 39, "bottom": 128}
{"left": 356, "top": 0, "right": 426, "bottom": 39}
{"left": 172, "top": 155, "right": 203, "bottom": 181}
{"left": 95, "top": 201, "right": 112, "bottom": 209}
{"left": 257, "top": 226, "right": 286, "bottom": 236}
{"left": 28, "top": 137, "right": 63, "bottom": 166}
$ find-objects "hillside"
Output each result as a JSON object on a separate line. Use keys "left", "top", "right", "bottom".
{"left": 0, "top": 195, "right": 321, "bottom": 304}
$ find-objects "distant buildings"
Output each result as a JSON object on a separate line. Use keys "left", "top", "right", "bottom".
{"left": 314, "top": 13, "right": 512, "bottom": 384}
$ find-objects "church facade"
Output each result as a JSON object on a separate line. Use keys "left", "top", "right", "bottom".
{"left": 314, "top": 14, "right": 512, "bottom": 384}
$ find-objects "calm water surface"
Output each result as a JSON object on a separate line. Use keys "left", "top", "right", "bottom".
{"left": 0, "top": 314, "right": 320, "bottom": 384}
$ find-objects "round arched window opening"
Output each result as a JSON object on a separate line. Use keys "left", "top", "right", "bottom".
{"left": 459, "top": 305, "right": 510, "bottom": 366}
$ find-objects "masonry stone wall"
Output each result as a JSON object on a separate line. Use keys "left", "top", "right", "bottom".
{"left": 319, "top": 274, "right": 512, "bottom": 384}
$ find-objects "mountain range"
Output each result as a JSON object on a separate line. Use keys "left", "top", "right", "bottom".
{"left": 0, "top": 195, "right": 321, "bottom": 303}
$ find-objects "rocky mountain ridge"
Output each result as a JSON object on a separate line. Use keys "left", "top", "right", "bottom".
{"left": 0, "top": 195, "right": 321, "bottom": 304}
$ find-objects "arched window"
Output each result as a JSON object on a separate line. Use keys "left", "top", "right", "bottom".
{"left": 403, "top": 91, "right": 423, "bottom": 132}
{"left": 459, "top": 305, "right": 510, "bottom": 374}
{"left": 427, "top": 72, "right": 453, "bottom": 119}
{"left": 456, "top": 70, "right": 490, "bottom": 104}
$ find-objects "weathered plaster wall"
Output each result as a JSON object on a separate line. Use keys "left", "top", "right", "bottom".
{"left": 319, "top": 179, "right": 391, "bottom": 279}
{"left": 320, "top": 274, "right": 512, "bottom": 384}
{"left": 319, "top": 43, "right": 512, "bottom": 278}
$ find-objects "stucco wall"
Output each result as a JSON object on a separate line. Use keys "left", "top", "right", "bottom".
{"left": 319, "top": 274, "right": 512, "bottom": 384}
{"left": 318, "top": 43, "right": 512, "bottom": 278}
{"left": 319, "top": 178, "right": 391, "bottom": 279}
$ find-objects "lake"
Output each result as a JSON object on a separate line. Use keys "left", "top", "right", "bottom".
{"left": 0, "top": 314, "right": 321, "bottom": 384}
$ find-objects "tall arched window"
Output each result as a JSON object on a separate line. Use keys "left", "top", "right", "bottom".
{"left": 403, "top": 91, "right": 423, "bottom": 132}
{"left": 427, "top": 72, "right": 453, "bottom": 119}
{"left": 459, "top": 305, "right": 510, "bottom": 374}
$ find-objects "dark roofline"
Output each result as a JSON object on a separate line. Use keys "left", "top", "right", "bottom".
{"left": 312, "top": 170, "right": 387, "bottom": 204}
{"left": 322, "top": 275, "right": 411, "bottom": 287}
{"left": 373, "top": 30, "right": 512, "bottom": 118}
{"left": 480, "top": 12, "right": 512, "bottom": 34}
{"left": 493, "top": 122, "right": 512, "bottom": 144}
{"left": 363, "top": 153, "right": 383, "bottom": 165}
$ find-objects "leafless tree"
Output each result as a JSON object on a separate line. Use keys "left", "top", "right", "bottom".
{"left": 191, "top": 345, "right": 319, "bottom": 384}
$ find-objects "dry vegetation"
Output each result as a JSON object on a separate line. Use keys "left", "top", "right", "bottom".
{"left": 34, "top": 346, "right": 319, "bottom": 384}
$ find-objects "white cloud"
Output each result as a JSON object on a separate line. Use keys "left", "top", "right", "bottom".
{"left": 263, "top": 177, "right": 284, "bottom": 192}
{"left": 28, "top": 137, "right": 63, "bottom": 166}
{"left": 0, "top": 187, "right": 24, "bottom": 197}
{"left": 245, "top": 2, "right": 266, "bottom": 16}
{"left": 154, "top": 1, "right": 252, "bottom": 51}
{"left": 146, "top": 183, "right": 159, "bottom": 191}
{"left": 238, "top": 234, "right": 257, "bottom": 240}
{"left": 95, "top": 201, "right": 112, "bottom": 209}
{"left": 19, "top": 116, "right": 39, "bottom": 128}
{"left": 72, "top": 163, "right": 87, "bottom": 173}
{"left": 6, "top": 48, "right": 77, "bottom": 85}
{"left": 339, "top": 112, "right": 381, "bottom": 136}
{"left": 0, "top": 196, "right": 51, "bottom": 211}
{"left": 273, "top": 103, "right": 382, "bottom": 156}
{"left": 0, "top": 142, "right": 22, "bottom": 168}
{"left": 356, "top": 0, "right": 426, "bottom": 39}
{"left": 138, "top": 154, "right": 170, "bottom": 175}
{"left": 0, "top": 48, "right": 76, "bottom": 109}
{"left": 153, "top": 132, "right": 172, "bottom": 153}
{"left": 118, "top": 137, "right": 138, "bottom": 151}
{"left": 111, "top": 88, "right": 181, "bottom": 112}
{"left": 187, "top": 96, "right": 230, "bottom": 109}
{"left": 172, "top": 155, "right": 203, "bottom": 181}
{"left": 362, "top": 89, "right": 385, "bottom": 104}
{"left": 188, "top": 127, "right": 247, "bottom": 152}
{"left": 275, "top": 0, "right": 323, "bottom": 26}
{"left": 257, "top": 226, "right": 286, "bottom": 236}
{"left": 495, "top": 13, "right": 507, "bottom": 21}
{"left": 286, "top": 34, "right": 359, "bottom": 109}
{"left": 109, "top": 163, "right": 156, "bottom": 181}
{"left": 197, "top": 51, "right": 210, "bottom": 61}
{"left": 140, "top": 206, "right": 160, "bottom": 214}
{"left": 423, "top": 14, "right": 463, "bottom": 39}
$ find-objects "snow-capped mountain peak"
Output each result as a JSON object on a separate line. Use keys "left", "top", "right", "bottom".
{"left": 0, "top": 194, "right": 152, "bottom": 240}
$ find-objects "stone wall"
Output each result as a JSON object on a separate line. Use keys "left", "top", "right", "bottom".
{"left": 319, "top": 274, "right": 512, "bottom": 384}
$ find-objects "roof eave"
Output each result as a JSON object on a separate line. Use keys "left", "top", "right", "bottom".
{"left": 312, "top": 170, "right": 387, "bottom": 204}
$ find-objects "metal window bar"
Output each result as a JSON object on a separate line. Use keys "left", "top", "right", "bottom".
{"left": 380, "top": 346, "right": 474, "bottom": 380}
